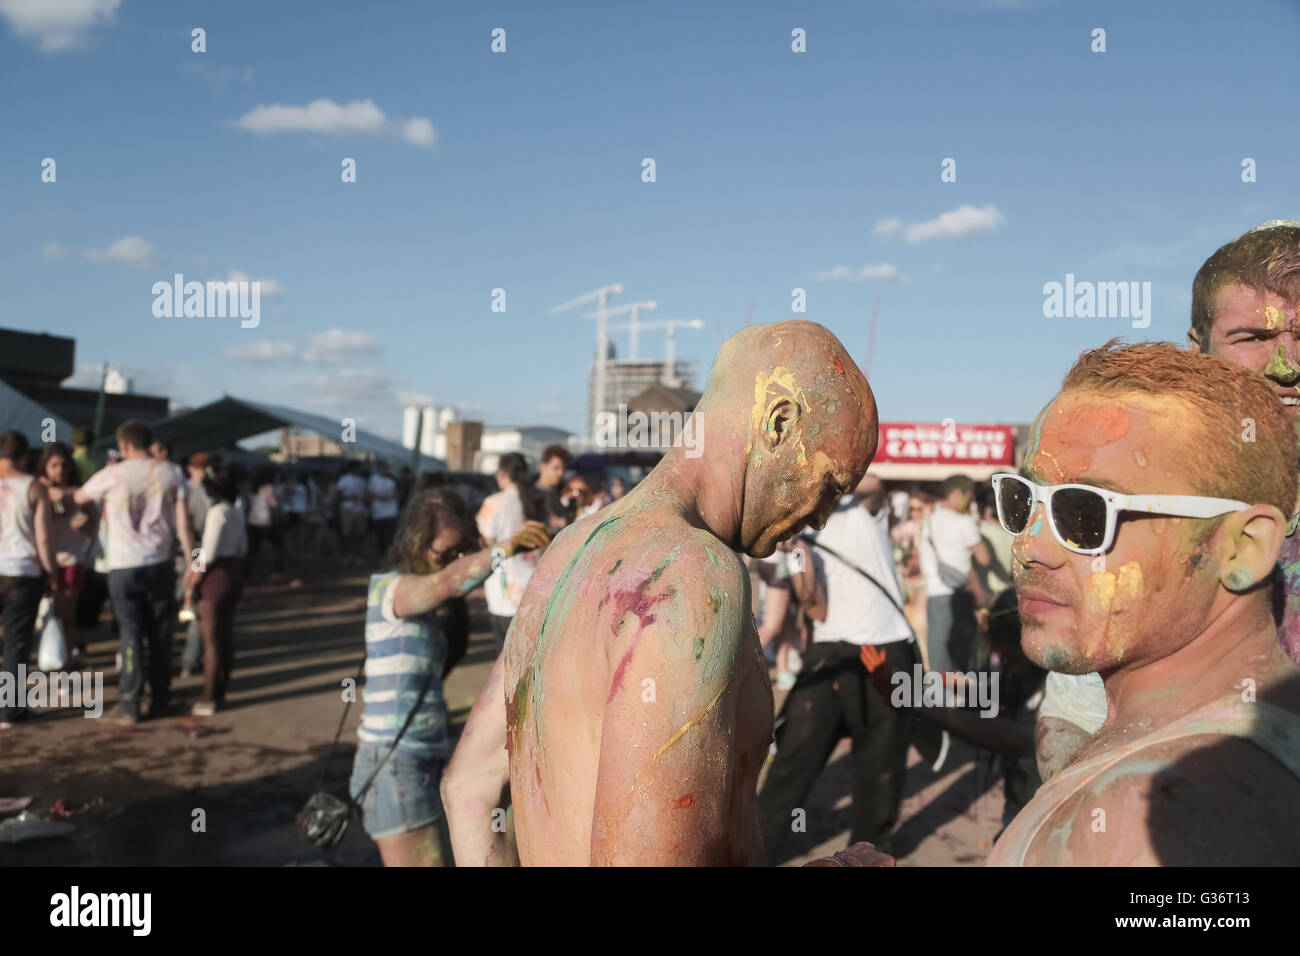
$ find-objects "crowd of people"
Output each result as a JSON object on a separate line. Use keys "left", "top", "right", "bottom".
{"left": 428, "top": 217, "right": 1300, "bottom": 866}
{"left": 0, "top": 423, "right": 596, "bottom": 735}
{"left": 5, "top": 221, "right": 1300, "bottom": 867}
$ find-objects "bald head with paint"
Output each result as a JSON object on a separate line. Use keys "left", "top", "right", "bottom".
{"left": 1011, "top": 342, "right": 1296, "bottom": 676}
{"left": 676, "top": 320, "right": 877, "bottom": 558}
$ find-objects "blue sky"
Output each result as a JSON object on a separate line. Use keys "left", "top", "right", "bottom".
{"left": 2, "top": 0, "right": 1298, "bottom": 441}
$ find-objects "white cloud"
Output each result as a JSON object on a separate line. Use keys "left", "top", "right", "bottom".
{"left": 305, "top": 368, "right": 396, "bottom": 412}
{"left": 42, "top": 242, "right": 66, "bottom": 260}
{"left": 398, "top": 391, "right": 435, "bottom": 407}
{"left": 226, "top": 270, "right": 284, "bottom": 297}
{"left": 224, "top": 341, "right": 296, "bottom": 363}
{"left": 904, "top": 204, "right": 1005, "bottom": 243}
{"left": 84, "top": 235, "right": 155, "bottom": 269}
{"left": 815, "top": 262, "right": 899, "bottom": 282}
{"left": 0, "top": 0, "right": 121, "bottom": 52}
{"left": 873, "top": 217, "right": 903, "bottom": 238}
{"left": 223, "top": 328, "right": 381, "bottom": 366}
{"left": 401, "top": 117, "right": 435, "bottom": 147}
{"left": 232, "top": 98, "right": 436, "bottom": 149}
{"left": 186, "top": 62, "right": 256, "bottom": 92}
{"left": 301, "top": 329, "right": 382, "bottom": 364}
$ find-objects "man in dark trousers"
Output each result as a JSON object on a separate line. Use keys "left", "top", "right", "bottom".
{"left": 758, "top": 472, "right": 918, "bottom": 862}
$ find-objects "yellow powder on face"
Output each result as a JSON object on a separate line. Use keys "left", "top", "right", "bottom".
{"left": 747, "top": 367, "right": 810, "bottom": 462}
{"left": 1085, "top": 571, "right": 1116, "bottom": 614}
{"left": 1265, "top": 305, "right": 1284, "bottom": 331}
{"left": 1109, "top": 561, "right": 1144, "bottom": 662}
{"left": 1115, "top": 561, "right": 1143, "bottom": 601}
{"left": 1083, "top": 571, "right": 1117, "bottom": 659}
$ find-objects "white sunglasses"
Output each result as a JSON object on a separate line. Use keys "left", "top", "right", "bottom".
{"left": 991, "top": 472, "right": 1250, "bottom": 556}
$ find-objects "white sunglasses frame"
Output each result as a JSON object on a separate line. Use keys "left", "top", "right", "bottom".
{"left": 990, "top": 472, "right": 1250, "bottom": 556}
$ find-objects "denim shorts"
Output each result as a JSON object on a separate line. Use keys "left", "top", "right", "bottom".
{"left": 349, "top": 742, "right": 445, "bottom": 840}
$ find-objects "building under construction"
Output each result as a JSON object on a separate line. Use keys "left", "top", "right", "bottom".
{"left": 585, "top": 341, "right": 698, "bottom": 438}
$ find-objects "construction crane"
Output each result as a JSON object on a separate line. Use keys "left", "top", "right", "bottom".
{"left": 608, "top": 317, "right": 705, "bottom": 387}
{"left": 551, "top": 283, "right": 622, "bottom": 437}
{"left": 583, "top": 301, "right": 657, "bottom": 359}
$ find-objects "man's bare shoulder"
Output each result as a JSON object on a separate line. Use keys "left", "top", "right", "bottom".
{"left": 599, "top": 524, "right": 754, "bottom": 710}
{"left": 603, "top": 519, "right": 750, "bottom": 624}
{"left": 1036, "top": 732, "right": 1300, "bottom": 865}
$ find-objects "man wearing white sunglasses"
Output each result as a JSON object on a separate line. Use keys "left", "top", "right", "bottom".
{"left": 986, "top": 341, "right": 1300, "bottom": 865}
{"left": 1036, "top": 222, "right": 1300, "bottom": 785}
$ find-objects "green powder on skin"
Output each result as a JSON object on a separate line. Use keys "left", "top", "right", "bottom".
{"left": 1264, "top": 345, "right": 1300, "bottom": 380}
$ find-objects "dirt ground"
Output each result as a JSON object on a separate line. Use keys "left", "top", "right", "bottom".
{"left": 0, "top": 569, "right": 1007, "bottom": 866}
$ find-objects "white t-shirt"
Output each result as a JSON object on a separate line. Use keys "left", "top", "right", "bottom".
{"left": 337, "top": 473, "right": 367, "bottom": 515}
{"left": 0, "top": 475, "right": 40, "bottom": 577}
{"left": 79, "top": 458, "right": 187, "bottom": 570}
{"left": 1039, "top": 671, "right": 1108, "bottom": 735}
{"left": 809, "top": 497, "right": 912, "bottom": 647}
{"left": 476, "top": 486, "right": 538, "bottom": 617}
{"left": 200, "top": 501, "right": 248, "bottom": 561}
{"left": 368, "top": 474, "right": 399, "bottom": 520}
{"left": 247, "top": 485, "right": 275, "bottom": 527}
{"left": 919, "top": 505, "right": 982, "bottom": 598}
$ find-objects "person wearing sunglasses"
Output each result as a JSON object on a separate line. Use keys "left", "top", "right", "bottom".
{"left": 986, "top": 341, "right": 1300, "bottom": 866}
{"left": 1037, "top": 222, "right": 1300, "bottom": 787}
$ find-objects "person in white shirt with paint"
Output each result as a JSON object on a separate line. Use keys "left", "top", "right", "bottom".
{"left": 75, "top": 421, "right": 193, "bottom": 724}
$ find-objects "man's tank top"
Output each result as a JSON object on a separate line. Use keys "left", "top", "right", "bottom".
{"left": 0, "top": 475, "right": 41, "bottom": 577}
{"left": 989, "top": 695, "right": 1300, "bottom": 865}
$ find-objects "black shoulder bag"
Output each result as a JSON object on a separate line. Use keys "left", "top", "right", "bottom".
{"left": 297, "top": 658, "right": 438, "bottom": 850}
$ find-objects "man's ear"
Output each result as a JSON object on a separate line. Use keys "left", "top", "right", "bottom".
{"left": 1217, "top": 504, "right": 1285, "bottom": 592}
{"left": 1187, "top": 328, "right": 1205, "bottom": 352}
{"left": 762, "top": 398, "right": 800, "bottom": 451}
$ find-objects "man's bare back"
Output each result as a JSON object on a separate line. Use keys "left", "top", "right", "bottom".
{"left": 502, "top": 320, "right": 878, "bottom": 865}
{"left": 504, "top": 497, "right": 773, "bottom": 865}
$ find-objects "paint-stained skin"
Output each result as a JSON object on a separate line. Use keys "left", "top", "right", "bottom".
{"left": 1263, "top": 343, "right": 1300, "bottom": 382}
{"left": 1202, "top": 283, "right": 1300, "bottom": 407}
{"left": 991, "top": 385, "right": 1300, "bottom": 866}
{"left": 1030, "top": 401, "right": 1130, "bottom": 485}
{"left": 502, "top": 320, "right": 878, "bottom": 866}
{"left": 1014, "top": 394, "right": 1198, "bottom": 675}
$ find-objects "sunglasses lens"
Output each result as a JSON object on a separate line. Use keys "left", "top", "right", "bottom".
{"left": 997, "top": 477, "right": 1034, "bottom": 533}
{"left": 1051, "top": 487, "right": 1108, "bottom": 551}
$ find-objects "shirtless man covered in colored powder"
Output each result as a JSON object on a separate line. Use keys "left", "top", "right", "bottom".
{"left": 501, "top": 320, "right": 877, "bottom": 865}
{"left": 987, "top": 342, "right": 1300, "bottom": 865}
